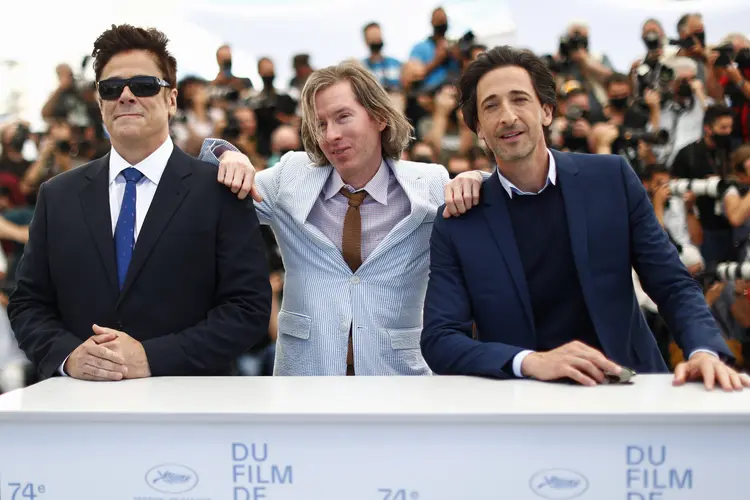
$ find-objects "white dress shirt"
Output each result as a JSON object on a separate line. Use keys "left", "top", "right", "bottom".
{"left": 59, "top": 137, "right": 174, "bottom": 376}
{"left": 497, "top": 150, "right": 714, "bottom": 378}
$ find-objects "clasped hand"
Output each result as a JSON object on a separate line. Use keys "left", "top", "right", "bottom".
{"left": 63, "top": 325, "right": 150, "bottom": 381}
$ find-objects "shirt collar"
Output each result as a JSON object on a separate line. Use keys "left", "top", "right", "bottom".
{"left": 496, "top": 148, "right": 556, "bottom": 199}
{"left": 108, "top": 136, "right": 174, "bottom": 185}
{"left": 323, "top": 158, "right": 390, "bottom": 205}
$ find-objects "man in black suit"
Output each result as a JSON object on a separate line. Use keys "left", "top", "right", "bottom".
{"left": 8, "top": 24, "right": 272, "bottom": 380}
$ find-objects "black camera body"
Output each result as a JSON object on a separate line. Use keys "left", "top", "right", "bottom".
{"left": 714, "top": 44, "right": 736, "bottom": 68}
{"left": 559, "top": 33, "right": 588, "bottom": 59}
{"left": 635, "top": 61, "right": 675, "bottom": 98}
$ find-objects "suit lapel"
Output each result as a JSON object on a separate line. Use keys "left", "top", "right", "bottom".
{"left": 279, "top": 163, "right": 342, "bottom": 253}
{"left": 360, "top": 160, "right": 429, "bottom": 268}
{"left": 553, "top": 150, "right": 592, "bottom": 293}
{"left": 79, "top": 154, "right": 118, "bottom": 294}
{"left": 117, "top": 148, "right": 191, "bottom": 303}
{"left": 482, "top": 173, "right": 536, "bottom": 333}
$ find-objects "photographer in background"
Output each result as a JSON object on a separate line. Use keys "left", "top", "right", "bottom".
{"left": 408, "top": 7, "right": 461, "bottom": 91}
{"left": 549, "top": 80, "right": 596, "bottom": 153}
{"left": 171, "top": 77, "right": 225, "bottom": 156}
{"left": 18, "top": 121, "right": 78, "bottom": 201}
{"left": 714, "top": 34, "right": 750, "bottom": 144}
{"left": 40, "top": 63, "right": 90, "bottom": 128}
{"left": 553, "top": 21, "right": 615, "bottom": 120}
{"left": 0, "top": 122, "right": 32, "bottom": 181}
{"left": 672, "top": 105, "right": 736, "bottom": 266}
{"left": 643, "top": 164, "right": 703, "bottom": 261}
{"left": 652, "top": 57, "right": 710, "bottom": 167}
{"left": 218, "top": 105, "right": 264, "bottom": 168}
{"left": 211, "top": 44, "right": 253, "bottom": 106}
{"left": 635, "top": 163, "right": 703, "bottom": 366}
{"left": 592, "top": 73, "right": 664, "bottom": 172}
{"left": 246, "top": 57, "right": 298, "bottom": 158}
{"left": 721, "top": 145, "right": 750, "bottom": 261}
{"left": 630, "top": 18, "right": 679, "bottom": 78}
{"left": 674, "top": 13, "right": 723, "bottom": 101}
{"left": 362, "top": 22, "right": 402, "bottom": 91}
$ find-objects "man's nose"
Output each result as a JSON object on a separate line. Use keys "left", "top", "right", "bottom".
{"left": 119, "top": 85, "right": 137, "bottom": 104}
{"left": 497, "top": 104, "right": 517, "bottom": 127}
{"left": 325, "top": 124, "right": 342, "bottom": 143}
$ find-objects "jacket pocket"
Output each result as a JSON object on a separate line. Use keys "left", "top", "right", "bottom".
{"left": 385, "top": 327, "right": 422, "bottom": 350}
{"left": 278, "top": 310, "right": 312, "bottom": 340}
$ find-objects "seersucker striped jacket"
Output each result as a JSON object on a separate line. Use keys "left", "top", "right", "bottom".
{"left": 205, "top": 148, "right": 450, "bottom": 376}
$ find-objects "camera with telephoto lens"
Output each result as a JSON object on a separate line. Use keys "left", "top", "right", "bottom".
{"left": 621, "top": 128, "right": 670, "bottom": 145}
{"left": 715, "top": 262, "right": 750, "bottom": 282}
{"left": 669, "top": 176, "right": 736, "bottom": 198}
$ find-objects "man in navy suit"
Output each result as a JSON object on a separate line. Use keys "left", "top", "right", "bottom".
{"left": 421, "top": 46, "right": 750, "bottom": 391}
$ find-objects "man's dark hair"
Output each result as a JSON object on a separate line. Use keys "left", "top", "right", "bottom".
{"left": 458, "top": 45, "right": 556, "bottom": 134}
{"left": 293, "top": 54, "right": 310, "bottom": 69}
{"left": 640, "top": 163, "right": 670, "bottom": 181}
{"left": 363, "top": 22, "right": 380, "bottom": 34}
{"left": 605, "top": 72, "right": 631, "bottom": 90}
{"left": 92, "top": 24, "right": 177, "bottom": 88}
{"left": 703, "top": 104, "right": 734, "bottom": 128}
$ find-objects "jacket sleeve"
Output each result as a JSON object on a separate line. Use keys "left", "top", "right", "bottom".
{"left": 7, "top": 182, "right": 82, "bottom": 378}
{"left": 421, "top": 208, "right": 523, "bottom": 377}
{"left": 198, "top": 137, "right": 283, "bottom": 225}
{"left": 622, "top": 157, "right": 733, "bottom": 361}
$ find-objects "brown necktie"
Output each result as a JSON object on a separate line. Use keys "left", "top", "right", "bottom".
{"left": 339, "top": 187, "right": 368, "bottom": 375}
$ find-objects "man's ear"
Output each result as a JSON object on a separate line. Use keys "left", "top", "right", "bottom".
{"left": 167, "top": 88, "right": 178, "bottom": 119}
{"left": 541, "top": 103, "right": 554, "bottom": 127}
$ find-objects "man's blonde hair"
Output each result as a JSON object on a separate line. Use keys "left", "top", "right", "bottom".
{"left": 299, "top": 60, "right": 414, "bottom": 166}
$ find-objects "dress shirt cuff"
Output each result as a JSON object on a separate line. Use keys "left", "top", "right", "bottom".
{"left": 198, "top": 138, "right": 240, "bottom": 166}
{"left": 59, "top": 355, "right": 71, "bottom": 376}
{"left": 512, "top": 350, "right": 535, "bottom": 378}
{"left": 688, "top": 349, "right": 718, "bottom": 360}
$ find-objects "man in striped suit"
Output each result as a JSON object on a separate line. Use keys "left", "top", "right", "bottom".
{"left": 201, "top": 60, "right": 484, "bottom": 376}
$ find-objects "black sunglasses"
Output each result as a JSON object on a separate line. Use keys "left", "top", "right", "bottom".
{"left": 97, "top": 76, "right": 171, "bottom": 100}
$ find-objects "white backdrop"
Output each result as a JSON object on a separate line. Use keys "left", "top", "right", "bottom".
{"left": 0, "top": 0, "right": 747, "bottom": 130}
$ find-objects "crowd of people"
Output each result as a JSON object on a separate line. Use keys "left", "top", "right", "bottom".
{"left": 0, "top": 7, "right": 749, "bottom": 391}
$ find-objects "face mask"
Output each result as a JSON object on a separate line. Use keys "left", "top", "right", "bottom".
{"left": 433, "top": 23, "right": 448, "bottom": 37}
{"left": 609, "top": 97, "right": 628, "bottom": 110}
{"left": 369, "top": 42, "right": 384, "bottom": 53}
{"left": 712, "top": 132, "right": 732, "bottom": 150}
{"left": 677, "top": 80, "right": 693, "bottom": 98}
{"left": 642, "top": 32, "right": 661, "bottom": 51}
{"left": 262, "top": 75, "right": 275, "bottom": 87}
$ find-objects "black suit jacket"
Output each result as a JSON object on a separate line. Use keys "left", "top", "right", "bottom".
{"left": 8, "top": 146, "right": 272, "bottom": 378}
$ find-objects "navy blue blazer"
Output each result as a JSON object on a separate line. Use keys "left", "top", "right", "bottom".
{"left": 421, "top": 150, "right": 732, "bottom": 378}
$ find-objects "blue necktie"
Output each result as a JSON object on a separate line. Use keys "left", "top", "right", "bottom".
{"left": 114, "top": 167, "right": 144, "bottom": 290}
